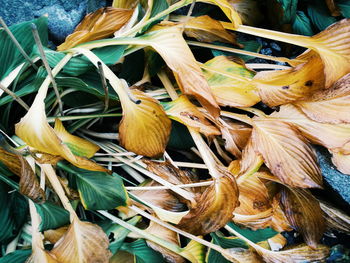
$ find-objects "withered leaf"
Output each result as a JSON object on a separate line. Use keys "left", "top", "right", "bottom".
{"left": 330, "top": 151, "right": 350, "bottom": 175}
{"left": 280, "top": 187, "right": 325, "bottom": 248}
{"left": 320, "top": 200, "right": 350, "bottom": 234}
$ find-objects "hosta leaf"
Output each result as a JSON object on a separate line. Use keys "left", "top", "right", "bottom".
{"left": 307, "top": 1, "right": 337, "bottom": 31}
{"left": 320, "top": 201, "right": 350, "bottom": 234}
{"left": 330, "top": 151, "right": 350, "bottom": 175}
{"left": 253, "top": 55, "right": 325, "bottom": 107}
{"left": 227, "top": 222, "right": 278, "bottom": 243}
{"left": 229, "top": 0, "right": 262, "bottom": 26}
{"left": 252, "top": 116, "right": 322, "bottom": 188}
{"left": 57, "top": 7, "right": 133, "bottom": 51}
{"left": 280, "top": 187, "right": 325, "bottom": 248}
{"left": 203, "top": 56, "right": 260, "bottom": 107}
{"left": 223, "top": 247, "right": 263, "bottom": 263}
{"left": 121, "top": 239, "right": 165, "bottom": 263}
{"left": 292, "top": 11, "right": 314, "bottom": 36}
{"left": 295, "top": 73, "right": 350, "bottom": 124}
{"left": 51, "top": 217, "right": 111, "bottom": 263}
{"left": 44, "top": 226, "right": 69, "bottom": 244}
{"left": 184, "top": 15, "right": 239, "bottom": 45}
{"left": 119, "top": 89, "right": 171, "bottom": 157}
{"left": 164, "top": 95, "right": 221, "bottom": 136}
{"left": 178, "top": 167, "right": 239, "bottom": 235}
{"left": 35, "top": 201, "right": 70, "bottom": 232}
{"left": 272, "top": 105, "right": 350, "bottom": 151}
{"left": 54, "top": 119, "right": 99, "bottom": 158}
{"left": 0, "top": 146, "right": 45, "bottom": 203}
{"left": 0, "top": 249, "right": 31, "bottom": 263}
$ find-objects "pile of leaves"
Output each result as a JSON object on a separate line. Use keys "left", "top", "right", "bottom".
{"left": 1, "top": 0, "right": 350, "bottom": 262}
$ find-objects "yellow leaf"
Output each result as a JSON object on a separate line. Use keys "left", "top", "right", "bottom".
{"left": 119, "top": 89, "right": 172, "bottom": 157}
{"left": 113, "top": 0, "right": 139, "bottom": 9}
{"left": 252, "top": 116, "right": 322, "bottom": 188}
{"left": 164, "top": 95, "right": 221, "bottom": 136}
{"left": 295, "top": 73, "right": 350, "bottom": 124}
{"left": 57, "top": 7, "right": 133, "bottom": 51}
{"left": 180, "top": 239, "right": 206, "bottom": 263}
{"left": 203, "top": 56, "right": 260, "bottom": 107}
{"left": 44, "top": 226, "right": 69, "bottom": 244}
{"left": 184, "top": 15, "right": 241, "bottom": 45}
{"left": 280, "top": 187, "right": 325, "bottom": 248}
{"left": 254, "top": 55, "right": 325, "bottom": 107}
{"left": 54, "top": 119, "right": 99, "bottom": 158}
{"left": 51, "top": 217, "right": 111, "bottom": 263}
{"left": 177, "top": 167, "right": 239, "bottom": 235}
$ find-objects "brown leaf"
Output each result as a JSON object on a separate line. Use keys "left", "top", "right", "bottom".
{"left": 44, "top": 226, "right": 69, "bottom": 244}
{"left": 270, "top": 194, "right": 292, "bottom": 233}
{"left": 177, "top": 167, "right": 239, "bottom": 235}
{"left": 330, "top": 151, "right": 350, "bottom": 175}
{"left": 280, "top": 187, "right": 325, "bottom": 248}
{"left": 51, "top": 217, "right": 111, "bottom": 263}
{"left": 239, "top": 138, "right": 263, "bottom": 176}
{"left": 320, "top": 201, "right": 350, "bottom": 234}
{"left": 223, "top": 247, "right": 264, "bottom": 263}
{"left": 252, "top": 116, "right": 322, "bottom": 188}
{"left": 184, "top": 15, "right": 241, "bottom": 46}
{"left": 295, "top": 73, "right": 350, "bottom": 124}
{"left": 0, "top": 148, "right": 45, "bottom": 203}
{"left": 57, "top": 7, "right": 133, "bottom": 51}
{"left": 325, "top": 0, "right": 341, "bottom": 17}
{"left": 119, "top": 89, "right": 172, "bottom": 157}
{"left": 254, "top": 55, "right": 325, "bottom": 107}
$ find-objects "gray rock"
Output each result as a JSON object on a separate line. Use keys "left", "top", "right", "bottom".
{"left": 0, "top": 0, "right": 107, "bottom": 42}
{"left": 316, "top": 147, "right": 350, "bottom": 205}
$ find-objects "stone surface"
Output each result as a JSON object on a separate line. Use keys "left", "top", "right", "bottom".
{"left": 0, "top": 0, "right": 107, "bottom": 43}
{"left": 316, "top": 146, "right": 350, "bottom": 206}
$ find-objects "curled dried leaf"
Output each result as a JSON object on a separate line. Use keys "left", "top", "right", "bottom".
{"left": 320, "top": 200, "right": 350, "bottom": 234}
{"left": 280, "top": 187, "right": 325, "bottom": 248}
{"left": 57, "top": 7, "right": 133, "bottom": 51}
{"left": 224, "top": 247, "right": 263, "bottom": 263}
{"left": 44, "top": 226, "right": 69, "bottom": 244}
{"left": 119, "top": 89, "right": 172, "bottom": 157}
{"left": 254, "top": 55, "right": 325, "bottom": 107}
{"left": 164, "top": 95, "right": 221, "bottom": 136}
{"left": 252, "top": 116, "right": 322, "bottom": 188}
{"left": 178, "top": 167, "right": 239, "bottom": 235}
{"left": 330, "top": 151, "right": 350, "bottom": 175}
{"left": 51, "top": 217, "right": 111, "bottom": 263}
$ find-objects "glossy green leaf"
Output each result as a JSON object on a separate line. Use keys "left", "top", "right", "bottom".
{"left": 226, "top": 222, "right": 278, "bottom": 243}
{"left": 0, "top": 17, "right": 47, "bottom": 80}
{"left": 121, "top": 239, "right": 165, "bottom": 263}
{"left": 292, "top": 11, "right": 315, "bottom": 36}
{"left": 35, "top": 201, "right": 70, "bottom": 231}
{"left": 337, "top": 0, "right": 350, "bottom": 17}
{"left": 276, "top": 0, "right": 298, "bottom": 24}
{"left": 0, "top": 249, "right": 31, "bottom": 263}
{"left": 308, "top": 1, "right": 337, "bottom": 31}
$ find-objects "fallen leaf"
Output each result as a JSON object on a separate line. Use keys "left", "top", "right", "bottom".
{"left": 320, "top": 200, "right": 350, "bottom": 234}
{"left": 330, "top": 151, "right": 350, "bottom": 175}
{"left": 44, "top": 226, "right": 69, "bottom": 244}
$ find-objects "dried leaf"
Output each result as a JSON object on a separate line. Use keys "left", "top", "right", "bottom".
{"left": 44, "top": 226, "right": 69, "bottom": 244}
{"left": 178, "top": 167, "right": 239, "bottom": 235}
{"left": 184, "top": 15, "right": 240, "bottom": 45}
{"left": 164, "top": 95, "right": 221, "bottom": 136}
{"left": 330, "top": 151, "right": 350, "bottom": 175}
{"left": 119, "top": 89, "right": 172, "bottom": 157}
{"left": 0, "top": 147, "right": 45, "bottom": 203}
{"left": 252, "top": 116, "right": 322, "bottom": 188}
{"left": 57, "top": 7, "right": 133, "bottom": 51}
{"left": 280, "top": 187, "right": 325, "bottom": 248}
{"left": 203, "top": 56, "right": 260, "bottom": 107}
{"left": 224, "top": 247, "right": 263, "bottom": 263}
{"left": 295, "top": 73, "right": 350, "bottom": 124}
{"left": 229, "top": 0, "right": 263, "bottom": 26}
{"left": 325, "top": 0, "right": 341, "bottom": 16}
{"left": 254, "top": 55, "right": 325, "bottom": 107}
{"left": 239, "top": 138, "right": 263, "bottom": 176}
{"left": 270, "top": 194, "right": 292, "bottom": 233}
{"left": 51, "top": 217, "right": 111, "bottom": 263}
{"left": 320, "top": 201, "right": 350, "bottom": 234}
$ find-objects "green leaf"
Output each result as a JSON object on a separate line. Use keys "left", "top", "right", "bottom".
{"left": 226, "top": 222, "right": 278, "bottom": 243}
{"left": 292, "top": 11, "right": 315, "bottom": 36}
{"left": 0, "top": 249, "right": 31, "bottom": 263}
{"left": 141, "top": 0, "right": 169, "bottom": 33}
{"left": 35, "top": 201, "right": 70, "bottom": 231}
{"left": 308, "top": 1, "right": 337, "bottom": 31}
{"left": 101, "top": 216, "right": 141, "bottom": 254}
{"left": 167, "top": 121, "right": 195, "bottom": 150}
{"left": 121, "top": 239, "right": 165, "bottom": 263}
{"left": 211, "top": 40, "right": 262, "bottom": 62}
{"left": 0, "top": 16, "right": 48, "bottom": 80}
{"left": 207, "top": 232, "right": 248, "bottom": 263}
{"left": 337, "top": 0, "right": 350, "bottom": 17}
{"left": 120, "top": 50, "right": 145, "bottom": 84}
{"left": 61, "top": 164, "right": 129, "bottom": 210}
{"left": 276, "top": 0, "right": 298, "bottom": 24}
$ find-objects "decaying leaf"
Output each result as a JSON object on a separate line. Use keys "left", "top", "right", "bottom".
{"left": 44, "top": 226, "right": 69, "bottom": 244}
{"left": 223, "top": 247, "right": 263, "bottom": 263}
{"left": 320, "top": 201, "right": 350, "bottom": 234}
{"left": 254, "top": 55, "right": 325, "bottom": 107}
{"left": 295, "top": 73, "right": 350, "bottom": 124}
{"left": 280, "top": 187, "right": 325, "bottom": 248}
{"left": 57, "top": 7, "right": 134, "bottom": 51}
{"left": 177, "top": 167, "right": 239, "bottom": 235}
{"left": 164, "top": 95, "right": 221, "bottom": 136}
{"left": 229, "top": 0, "right": 263, "bottom": 26}
{"left": 239, "top": 138, "right": 263, "bottom": 176}
{"left": 270, "top": 194, "right": 292, "bottom": 233}
{"left": 0, "top": 147, "right": 45, "bottom": 203}
{"left": 330, "top": 151, "right": 350, "bottom": 175}
{"left": 203, "top": 56, "right": 260, "bottom": 107}
{"left": 184, "top": 15, "right": 241, "bottom": 45}
{"left": 119, "top": 89, "right": 172, "bottom": 157}
{"left": 51, "top": 217, "right": 111, "bottom": 263}
{"left": 252, "top": 116, "right": 322, "bottom": 188}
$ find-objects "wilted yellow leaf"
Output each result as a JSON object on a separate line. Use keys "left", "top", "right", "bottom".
{"left": 251, "top": 116, "right": 322, "bottom": 188}
{"left": 119, "top": 89, "right": 171, "bottom": 157}
{"left": 254, "top": 55, "right": 325, "bottom": 107}
{"left": 57, "top": 7, "right": 133, "bottom": 51}
{"left": 164, "top": 95, "right": 221, "bottom": 136}
{"left": 280, "top": 187, "right": 325, "bottom": 248}
{"left": 177, "top": 167, "right": 239, "bottom": 235}
{"left": 295, "top": 73, "right": 350, "bottom": 124}
{"left": 51, "top": 217, "right": 111, "bottom": 263}
{"left": 203, "top": 56, "right": 260, "bottom": 107}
